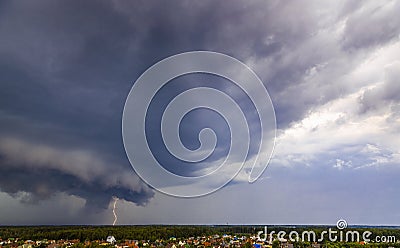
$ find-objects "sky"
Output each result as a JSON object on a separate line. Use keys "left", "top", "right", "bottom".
{"left": 0, "top": 0, "right": 400, "bottom": 225}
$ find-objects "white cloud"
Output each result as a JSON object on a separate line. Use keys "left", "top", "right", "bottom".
{"left": 333, "top": 159, "right": 352, "bottom": 170}
{"left": 270, "top": 42, "right": 400, "bottom": 170}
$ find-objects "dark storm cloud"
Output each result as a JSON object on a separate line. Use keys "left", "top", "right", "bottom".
{"left": 0, "top": 0, "right": 272, "bottom": 212}
{"left": 0, "top": 137, "right": 154, "bottom": 209}
{"left": 0, "top": 0, "right": 290, "bottom": 210}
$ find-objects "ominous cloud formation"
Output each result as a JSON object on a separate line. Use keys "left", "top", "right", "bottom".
{"left": 0, "top": 137, "right": 153, "bottom": 209}
{"left": 0, "top": 0, "right": 400, "bottom": 224}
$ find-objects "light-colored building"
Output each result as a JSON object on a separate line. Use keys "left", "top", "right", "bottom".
{"left": 106, "top": 236, "right": 116, "bottom": 244}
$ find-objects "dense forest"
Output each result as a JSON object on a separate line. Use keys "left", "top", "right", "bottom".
{"left": 1, "top": 226, "right": 214, "bottom": 241}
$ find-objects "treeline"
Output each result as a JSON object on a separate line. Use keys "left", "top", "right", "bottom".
{"left": 0, "top": 226, "right": 221, "bottom": 241}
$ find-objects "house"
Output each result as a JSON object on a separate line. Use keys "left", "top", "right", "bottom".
{"left": 107, "top": 236, "right": 117, "bottom": 244}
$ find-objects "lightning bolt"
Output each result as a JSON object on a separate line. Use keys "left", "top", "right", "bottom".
{"left": 112, "top": 197, "right": 118, "bottom": 226}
